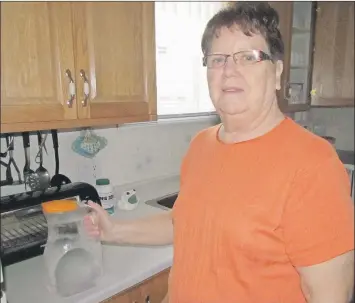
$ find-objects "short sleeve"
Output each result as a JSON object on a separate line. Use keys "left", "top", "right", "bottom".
{"left": 282, "top": 155, "right": 354, "bottom": 267}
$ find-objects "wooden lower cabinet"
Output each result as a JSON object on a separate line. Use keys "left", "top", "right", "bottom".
{"left": 101, "top": 268, "right": 170, "bottom": 303}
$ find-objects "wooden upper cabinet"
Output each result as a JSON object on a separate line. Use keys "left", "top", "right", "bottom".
{"left": 1, "top": 2, "right": 77, "bottom": 126}
{"left": 273, "top": 1, "right": 354, "bottom": 110}
{"left": 311, "top": 2, "right": 354, "bottom": 106}
{"left": 270, "top": 1, "right": 316, "bottom": 112}
{"left": 0, "top": 2, "right": 157, "bottom": 133}
{"left": 73, "top": 2, "right": 157, "bottom": 122}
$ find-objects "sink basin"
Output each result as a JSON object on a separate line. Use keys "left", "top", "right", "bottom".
{"left": 145, "top": 192, "right": 178, "bottom": 210}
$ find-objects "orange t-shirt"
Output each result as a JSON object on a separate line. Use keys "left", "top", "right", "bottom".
{"left": 170, "top": 118, "right": 354, "bottom": 303}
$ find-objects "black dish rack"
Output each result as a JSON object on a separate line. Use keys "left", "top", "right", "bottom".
{"left": 0, "top": 182, "right": 101, "bottom": 266}
{"left": 1, "top": 205, "right": 48, "bottom": 265}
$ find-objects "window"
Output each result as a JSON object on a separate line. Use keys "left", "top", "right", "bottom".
{"left": 155, "top": 2, "right": 224, "bottom": 116}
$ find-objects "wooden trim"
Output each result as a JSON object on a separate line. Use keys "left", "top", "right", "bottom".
{"left": 303, "top": 2, "right": 318, "bottom": 106}
{"left": 282, "top": 103, "right": 310, "bottom": 112}
{"left": 1, "top": 104, "right": 70, "bottom": 124}
{"left": 50, "top": 2, "right": 78, "bottom": 121}
{"left": 311, "top": 97, "right": 354, "bottom": 107}
{"left": 89, "top": 102, "right": 149, "bottom": 119}
{"left": 71, "top": 2, "right": 90, "bottom": 120}
{"left": 142, "top": 3, "right": 157, "bottom": 116}
{"left": 1, "top": 114, "right": 157, "bottom": 134}
{"left": 280, "top": 2, "right": 293, "bottom": 102}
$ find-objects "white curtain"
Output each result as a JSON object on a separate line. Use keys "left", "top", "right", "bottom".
{"left": 155, "top": 2, "right": 223, "bottom": 115}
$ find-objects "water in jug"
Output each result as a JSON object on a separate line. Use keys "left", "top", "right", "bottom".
{"left": 42, "top": 199, "right": 103, "bottom": 297}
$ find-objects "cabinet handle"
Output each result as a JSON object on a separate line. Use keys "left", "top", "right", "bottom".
{"left": 65, "top": 69, "right": 76, "bottom": 108}
{"left": 80, "top": 69, "right": 90, "bottom": 107}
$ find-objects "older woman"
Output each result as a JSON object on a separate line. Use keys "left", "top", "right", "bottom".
{"left": 86, "top": 2, "right": 354, "bottom": 302}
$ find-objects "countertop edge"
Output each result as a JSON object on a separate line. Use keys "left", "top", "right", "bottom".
{"left": 92, "top": 256, "right": 173, "bottom": 303}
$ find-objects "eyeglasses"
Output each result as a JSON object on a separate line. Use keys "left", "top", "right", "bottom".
{"left": 202, "top": 50, "right": 272, "bottom": 69}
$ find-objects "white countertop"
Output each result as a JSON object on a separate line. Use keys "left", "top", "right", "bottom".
{"left": 4, "top": 175, "right": 179, "bottom": 303}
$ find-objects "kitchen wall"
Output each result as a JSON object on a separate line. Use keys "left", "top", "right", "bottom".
{"left": 295, "top": 108, "right": 355, "bottom": 151}
{"left": 1, "top": 107, "right": 353, "bottom": 198}
{"left": 0, "top": 117, "right": 218, "bottom": 197}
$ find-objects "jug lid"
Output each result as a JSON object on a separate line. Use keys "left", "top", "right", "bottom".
{"left": 42, "top": 200, "right": 78, "bottom": 213}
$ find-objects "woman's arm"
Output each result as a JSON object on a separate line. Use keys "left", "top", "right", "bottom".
{"left": 297, "top": 251, "right": 354, "bottom": 303}
{"left": 85, "top": 202, "right": 174, "bottom": 245}
{"left": 112, "top": 211, "right": 174, "bottom": 245}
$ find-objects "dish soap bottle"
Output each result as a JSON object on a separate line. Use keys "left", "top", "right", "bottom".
{"left": 95, "top": 178, "right": 115, "bottom": 215}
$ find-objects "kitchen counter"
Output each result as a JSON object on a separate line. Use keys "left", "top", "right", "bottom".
{"left": 4, "top": 175, "right": 179, "bottom": 303}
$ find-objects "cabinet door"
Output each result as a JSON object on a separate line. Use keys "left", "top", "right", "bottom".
{"left": 99, "top": 269, "right": 170, "bottom": 303}
{"left": 101, "top": 287, "right": 141, "bottom": 303}
{"left": 71, "top": 2, "right": 157, "bottom": 123}
{"left": 101, "top": 291, "right": 131, "bottom": 303}
{"left": 139, "top": 269, "right": 170, "bottom": 303}
{"left": 270, "top": 1, "right": 316, "bottom": 112}
{"left": 311, "top": 2, "right": 354, "bottom": 107}
{"left": 1, "top": 2, "right": 77, "bottom": 131}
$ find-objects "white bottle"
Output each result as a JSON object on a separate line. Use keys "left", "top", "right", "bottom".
{"left": 96, "top": 178, "right": 115, "bottom": 215}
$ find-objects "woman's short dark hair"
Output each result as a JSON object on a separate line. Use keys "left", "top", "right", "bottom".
{"left": 201, "top": 2, "right": 284, "bottom": 61}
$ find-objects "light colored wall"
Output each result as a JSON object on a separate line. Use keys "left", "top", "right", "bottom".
{"left": 308, "top": 108, "right": 354, "bottom": 151}
{"left": 2, "top": 107, "right": 353, "bottom": 197}
{"left": 0, "top": 117, "right": 218, "bottom": 197}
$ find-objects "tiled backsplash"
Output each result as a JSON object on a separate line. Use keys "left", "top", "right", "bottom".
{"left": 0, "top": 117, "right": 218, "bottom": 196}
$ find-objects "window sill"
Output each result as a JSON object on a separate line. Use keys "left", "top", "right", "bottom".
{"left": 158, "top": 112, "right": 219, "bottom": 123}
{"left": 119, "top": 112, "right": 220, "bottom": 129}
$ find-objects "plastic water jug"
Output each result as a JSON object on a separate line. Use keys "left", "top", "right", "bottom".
{"left": 42, "top": 200, "right": 103, "bottom": 297}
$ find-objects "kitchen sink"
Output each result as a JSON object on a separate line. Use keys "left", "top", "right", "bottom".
{"left": 145, "top": 192, "right": 178, "bottom": 210}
